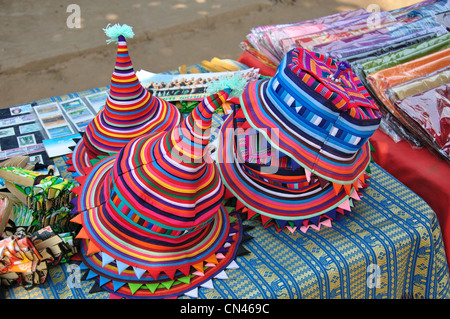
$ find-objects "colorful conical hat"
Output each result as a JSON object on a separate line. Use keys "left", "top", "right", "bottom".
{"left": 69, "top": 90, "right": 249, "bottom": 299}
{"left": 68, "top": 24, "right": 181, "bottom": 176}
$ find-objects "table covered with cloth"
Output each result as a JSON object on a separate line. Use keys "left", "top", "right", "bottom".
{"left": 2, "top": 162, "right": 449, "bottom": 299}
{"left": 0, "top": 85, "right": 449, "bottom": 299}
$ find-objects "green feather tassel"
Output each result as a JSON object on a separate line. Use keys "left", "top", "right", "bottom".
{"left": 103, "top": 23, "right": 134, "bottom": 44}
{"left": 206, "top": 72, "right": 248, "bottom": 98}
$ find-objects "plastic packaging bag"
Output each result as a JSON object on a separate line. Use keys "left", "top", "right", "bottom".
{"left": 361, "top": 33, "right": 450, "bottom": 75}
{"left": 328, "top": 31, "right": 437, "bottom": 62}
{"left": 280, "top": 11, "right": 396, "bottom": 53}
{"left": 366, "top": 48, "right": 450, "bottom": 149}
{"left": 395, "top": 84, "right": 450, "bottom": 160}
{"left": 244, "top": 8, "right": 371, "bottom": 65}
{"left": 313, "top": 15, "right": 447, "bottom": 55}
{"left": 386, "top": 67, "right": 450, "bottom": 104}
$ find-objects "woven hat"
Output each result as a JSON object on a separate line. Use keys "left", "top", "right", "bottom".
{"left": 239, "top": 48, "right": 381, "bottom": 185}
{"left": 67, "top": 24, "right": 181, "bottom": 176}
{"left": 69, "top": 90, "right": 248, "bottom": 299}
{"left": 216, "top": 48, "right": 380, "bottom": 232}
{"left": 216, "top": 113, "right": 370, "bottom": 233}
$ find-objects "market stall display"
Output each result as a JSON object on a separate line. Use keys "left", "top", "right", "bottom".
{"left": 1, "top": 0, "right": 450, "bottom": 300}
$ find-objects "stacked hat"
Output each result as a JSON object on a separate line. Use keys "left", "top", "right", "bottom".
{"left": 67, "top": 24, "right": 181, "bottom": 176}
{"left": 69, "top": 89, "right": 250, "bottom": 299}
{"left": 217, "top": 48, "right": 381, "bottom": 233}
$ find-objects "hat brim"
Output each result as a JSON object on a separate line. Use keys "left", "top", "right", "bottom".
{"left": 76, "top": 203, "right": 242, "bottom": 298}
{"left": 217, "top": 114, "right": 352, "bottom": 223}
{"left": 71, "top": 139, "right": 91, "bottom": 176}
{"left": 240, "top": 76, "right": 374, "bottom": 184}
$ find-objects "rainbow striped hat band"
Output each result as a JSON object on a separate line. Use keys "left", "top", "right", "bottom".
{"left": 69, "top": 90, "right": 249, "bottom": 299}
{"left": 68, "top": 25, "right": 181, "bottom": 176}
{"left": 216, "top": 48, "right": 380, "bottom": 233}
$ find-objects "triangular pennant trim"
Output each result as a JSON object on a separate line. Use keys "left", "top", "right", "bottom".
{"left": 205, "top": 254, "right": 219, "bottom": 265}
{"left": 160, "top": 280, "right": 175, "bottom": 290}
{"left": 184, "top": 287, "right": 198, "bottom": 298}
{"left": 333, "top": 182, "right": 342, "bottom": 195}
{"left": 112, "top": 280, "right": 126, "bottom": 292}
{"left": 177, "top": 276, "right": 191, "bottom": 284}
{"left": 86, "top": 241, "right": 101, "bottom": 256}
{"left": 75, "top": 227, "right": 89, "bottom": 239}
{"left": 133, "top": 266, "right": 147, "bottom": 279}
{"left": 145, "top": 283, "right": 159, "bottom": 293}
{"left": 128, "top": 283, "right": 143, "bottom": 295}
{"left": 226, "top": 260, "right": 239, "bottom": 270}
{"left": 70, "top": 214, "right": 83, "bottom": 225}
{"left": 200, "top": 279, "right": 214, "bottom": 289}
{"left": 99, "top": 276, "right": 111, "bottom": 286}
{"left": 338, "top": 199, "right": 351, "bottom": 212}
{"left": 214, "top": 270, "right": 229, "bottom": 280}
{"left": 192, "top": 261, "right": 204, "bottom": 273}
{"left": 101, "top": 252, "right": 115, "bottom": 268}
{"left": 115, "top": 260, "right": 129, "bottom": 275}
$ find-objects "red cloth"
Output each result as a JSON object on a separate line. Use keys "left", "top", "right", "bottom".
{"left": 238, "top": 51, "right": 276, "bottom": 77}
{"left": 238, "top": 51, "right": 450, "bottom": 265}
{"left": 370, "top": 130, "right": 450, "bottom": 266}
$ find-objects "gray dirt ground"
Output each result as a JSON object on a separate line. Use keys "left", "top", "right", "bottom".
{"left": 0, "top": 0, "right": 421, "bottom": 109}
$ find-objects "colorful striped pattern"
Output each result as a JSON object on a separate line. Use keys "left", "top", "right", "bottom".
{"left": 217, "top": 114, "right": 364, "bottom": 229}
{"left": 77, "top": 207, "right": 242, "bottom": 299}
{"left": 72, "top": 35, "right": 181, "bottom": 175}
{"left": 70, "top": 91, "right": 241, "bottom": 298}
{"left": 240, "top": 48, "right": 381, "bottom": 184}
{"left": 288, "top": 48, "right": 380, "bottom": 119}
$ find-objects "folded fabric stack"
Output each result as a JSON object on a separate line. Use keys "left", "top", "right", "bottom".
{"left": 240, "top": 0, "right": 450, "bottom": 161}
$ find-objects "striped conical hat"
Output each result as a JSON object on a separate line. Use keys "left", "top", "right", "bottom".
{"left": 69, "top": 90, "right": 247, "bottom": 299}
{"left": 68, "top": 25, "right": 181, "bottom": 176}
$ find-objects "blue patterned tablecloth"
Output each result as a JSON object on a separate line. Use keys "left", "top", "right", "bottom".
{"left": 2, "top": 162, "right": 449, "bottom": 299}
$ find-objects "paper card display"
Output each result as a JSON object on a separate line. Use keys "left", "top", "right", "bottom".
{"left": 137, "top": 68, "right": 260, "bottom": 102}
{"left": 85, "top": 91, "right": 109, "bottom": 113}
{"left": 43, "top": 133, "right": 81, "bottom": 158}
{"left": 33, "top": 103, "right": 75, "bottom": 139}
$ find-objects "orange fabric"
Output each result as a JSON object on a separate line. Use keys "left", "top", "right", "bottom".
{"left": 366, "top": 48, "right": 450, "bottom": 122}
